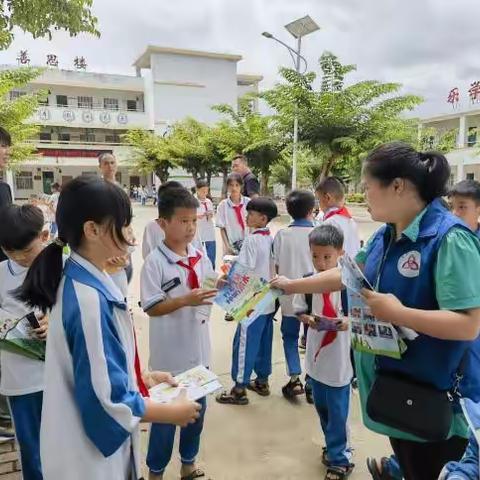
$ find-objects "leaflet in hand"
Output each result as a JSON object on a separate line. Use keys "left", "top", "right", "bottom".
{"left": 149, "top": 366, "right": 222, "bottom": 403}
{"left": 214, "top": 262, "right": 281, "bottom": 323}
{"left": 0, "top": 314, "right": 45, "bottom": 361}
{"left": 311, "top": 316, "right": 348, "bottom": 332}
{"left": 339, "top": 254, "right": 407, "bottom": 359}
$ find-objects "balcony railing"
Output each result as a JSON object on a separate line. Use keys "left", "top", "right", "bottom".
{"left": 43, "top": 103, "right": 145, "bottom": 113}
{"left": 26, "top": 139, "right": 127, "bottom": 147}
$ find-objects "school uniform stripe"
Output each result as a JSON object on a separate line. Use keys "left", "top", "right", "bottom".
{"left": 235, "top": 323, "right": 248, "bottom": 384}
{"left": 142, "top": 294, "right": 166, "bottom": 312}
{"left": 62, "top": 277, "right": 144, "bottom": 457}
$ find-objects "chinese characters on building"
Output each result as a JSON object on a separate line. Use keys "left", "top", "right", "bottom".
{"left": 447, "top": 83, "right": 480, "bottom": 107}
{"left": 74, "top": 56, "right": 87, "bottom": 70}
{"left": 16, "top": 50, "right": 30, "bottom": 66}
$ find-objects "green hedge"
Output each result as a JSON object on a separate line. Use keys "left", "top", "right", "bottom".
{"left": 345, "top": 193, "right": 365, "bottom": 203}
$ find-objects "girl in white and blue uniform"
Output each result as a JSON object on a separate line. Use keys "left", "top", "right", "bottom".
{"left": 17, "top": 177, "right": 202, "bottom": 480}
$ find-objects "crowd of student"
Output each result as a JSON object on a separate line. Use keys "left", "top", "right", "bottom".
{"left": 1, "top": 130, "right": 480, "bottom": 480}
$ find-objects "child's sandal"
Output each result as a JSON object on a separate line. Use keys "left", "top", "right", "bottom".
{"left": 366, "top": 458, "right": 396, "bottom": 480}
{"left": 305, "top": 383, "right": 314, "bottom": 404}
{"left": 181, "top": 469, "right": 206, "bottom": 480}
{"left": 322, "top": 447, "right": 330, "bottom": 467}
{"left": 324, "top": 465, "right": 354, "bottom": 480}
{"left": 247, "top": 379, "right": 270, "bottom": 397}
{"left": 215, "top": 388, "right": 249, "bottom": 405}
{"left": 281, "top": 378, "right": 305, "bottom": 399}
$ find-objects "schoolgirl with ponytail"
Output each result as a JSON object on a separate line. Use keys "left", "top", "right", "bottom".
{"left": 17, "top": 176, "right": 201, "bottom": 480}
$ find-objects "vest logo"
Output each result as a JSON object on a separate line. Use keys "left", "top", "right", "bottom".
{"left": 398, "top": 251, "right": 421, "bottom": 278}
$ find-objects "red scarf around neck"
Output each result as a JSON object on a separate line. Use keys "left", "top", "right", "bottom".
{"left": 177, "top": 253, "right": 202, "bottom": 289}
{"left": 323, "top": 206, "right": 352, "bottom": 221}
{"left": 232, "top": 203, "right": 245, "bottom": 231}
{"left": 314, "top": 292, "right": 338, "bottom": 361}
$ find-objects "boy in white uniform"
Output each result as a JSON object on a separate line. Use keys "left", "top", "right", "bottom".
{"left": 216, "top": 197, "right": 278, "bottom": 405}
{"left": 0, "top": 205, "right": 49, "bottom": 480}
{"left": 216, "top": 173, "right": 250, "bottom": 256}
{"left": 293, "top": 225, "right": 354, "bottom": 480}
{"left": 273, "top": 190, "right": 315, "bottom": 399}
{"left": 141, "top": 188, "right": 217, "bottom": 480}
{"left": 195, "top": 179, "right": 216, "bottom": 268}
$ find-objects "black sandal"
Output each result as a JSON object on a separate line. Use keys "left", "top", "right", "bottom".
{"left": 247, "top": 379, "right": 270, "bottom": 397}
{"left": 282, "top": 378, "right": 305, "bottom": 399}
{"left": 181, "top": 468, "right": 206, "bottom": 480}
{"left": 322, "top": 447, "right": 330, "bottom": 467}
{"left": 366, "top": 458, "right": 396, "bottom": 480}
{"left": 324, "top": 464, "right": 354, "bottom": 480}
{"left": 215, "top": 388, "right": 249, "bottom": 405}
{"left": 305, "top": 382, "right": 314, "bottom": 404}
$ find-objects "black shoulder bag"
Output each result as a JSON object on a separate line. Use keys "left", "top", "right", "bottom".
{"left": 366, "top": 351, "right": 468, "bottom": 442}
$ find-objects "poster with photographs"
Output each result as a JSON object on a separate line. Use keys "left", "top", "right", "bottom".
{"left": 340, "top": 255, "right": 406, "bottom": 359}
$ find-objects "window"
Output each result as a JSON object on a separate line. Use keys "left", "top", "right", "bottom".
{"left": 39, "top": 132, "right": 52, "bottom": 141}
{"left": 56, "top": 95, "right": 68, "bottom": 107}
{"left": 448, "top": 174, "right": 455, "bottom": 187}
{"left": 38, "top": 96, "right": 49, "bottom": 106}
{"left": 9, "top": 90, "right": 27, "bottom": 101}
{"left": 115, "top": 172, "right": 122, "bottom": 183}
{"left": 15, "top": 171, "right": 33, "bottom": 190}
{"left": 104, "top": 98, "right": 119, "bottom": 110}
{"left": 81, "top": 171, "right": 98, "bottom": 177}
{"left": 58, "top": 133, "right": 71, "bottom": 142}
{"left": 77, "top": 96, "right": 93, "bottom": 109}
{"left": 127, "top": 99, "right": 137, "bottom": 111}
{"left": 468, "top": 127, "right": 478, "bottom": 147}
{"left": 467, "top": 173, "right": 475, "bottom": 180}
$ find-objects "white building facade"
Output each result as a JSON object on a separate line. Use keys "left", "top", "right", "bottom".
{"left": 420, "top": 108, "right": 480, "bottom": 184}
{"left": 3, "top": 45, "right": 262, "bottom": 199}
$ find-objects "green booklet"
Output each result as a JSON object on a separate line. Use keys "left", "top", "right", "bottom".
{"left": 0, "top": 315, "right": 45, "bottom": 361}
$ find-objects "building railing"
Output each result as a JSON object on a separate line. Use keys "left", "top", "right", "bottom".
{"left": 39, "top": 103, "right": 145, "bottom": 113}
{"left": 26, "top": 139, "right": 128, "bottom": 147}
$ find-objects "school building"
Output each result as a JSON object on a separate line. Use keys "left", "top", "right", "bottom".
{"left": 1, "top": 45, "right": 263, "bottom": 199}
{"left": 420, "top": 105, "right": 480, "bottom": 184}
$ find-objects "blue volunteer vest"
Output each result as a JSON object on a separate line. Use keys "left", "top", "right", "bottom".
{"left": 363, "top": 198, "right": 480, "bottom": 399}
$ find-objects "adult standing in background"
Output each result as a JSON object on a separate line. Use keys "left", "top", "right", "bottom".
{"left": 232, "top": 154, "right": 260, "bottom": 198}
{"left": 0, "top": 128, "right": 12, "bottom": 262}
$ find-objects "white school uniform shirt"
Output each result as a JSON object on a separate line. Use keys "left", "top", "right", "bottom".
{"left": 142, "top": 219, "right": 204, "bottom": 260}
{"left": 273, "top": 219, "right": 314, "bottom": 316}
{"left": 237, "top": 227, "right": 275, "bottom": 314}
{"left": 41, "top": 252, "right": 145, "bottom": 480}
{"left": 322, "top": 207, "right": 360, "bottom": 259}
{"left": 0, "top": 260, "right": 44, "bottom": 396}
{"left": 216, "top": 196, "right": 250, "bottom": 248}
{"left": 196, "top": 197, "right": 216, "bottom": 243}
{"left": 293, "top": 289, "right": 352, "bottom": 387}
{"left": 140, "top": 241, "right": 213, "bottom": 375}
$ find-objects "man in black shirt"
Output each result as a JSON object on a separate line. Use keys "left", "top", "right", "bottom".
{"left": 231, "top": 154, "right": 260, "bottom": 198}
{"left": 0, "top": 128, "right": 12, "bottom": 263}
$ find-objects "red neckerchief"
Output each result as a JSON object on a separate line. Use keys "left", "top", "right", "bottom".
{"left": 253, "top": 229, "right": 270, "bottom": 236}
{"left": 323, "top": 206, "right": 352, "bottom": 221}
{"left": 232, "top": 203, "right": 245, "bottom": 231}
{"left": 201, "top": 201, "right": 208, "bottom": 214}
{"left": 133, "top": 328, "right": 149, "bottom": 397}
{"left": 314, "top": 292, "right": 338, "bottom": 361}
{"left": 177, "top": 253, "right": 202, "bottom": 289}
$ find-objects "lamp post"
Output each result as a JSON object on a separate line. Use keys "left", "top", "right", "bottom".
{"left": 262, "top": 15, "right": 320, "bottom": 190}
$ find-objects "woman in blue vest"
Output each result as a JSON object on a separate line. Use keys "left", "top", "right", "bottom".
{"left": 272, "top": 142, "right": 480, "bottom": 480}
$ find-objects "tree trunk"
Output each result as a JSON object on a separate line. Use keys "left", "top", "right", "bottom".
{"left": 221, "top": 165, "right": 229, "bottom": 198}
{"left": 260, "top": 168, "right": 270, "bottom": 195}
{"left": 206, "top": 170, "right": 212, "bottom": 186}
{"left": 318, "top": 154, "right": 338, "bottom": 183}
{"left": 155, "top": 166, "right": 169, "bottom": 184}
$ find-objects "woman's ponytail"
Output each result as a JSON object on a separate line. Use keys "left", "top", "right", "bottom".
{"left": 418, "top": 151, "right": 451, "bottom": 202}
{"left": 15, "top": 239, "right": 65, "bottom": 312}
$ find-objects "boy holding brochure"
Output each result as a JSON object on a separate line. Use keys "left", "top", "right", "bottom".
{"left": 216, "top": 197, "right": 278, "bottom": 405}
{"left": 0, "top": 205, "right": 49, "bottom": 480}
{"left": 293, "top": 225, "right": 354, "bottom": 480}
{"left": 141, "top": 187, "right": 217, "bottom": 480}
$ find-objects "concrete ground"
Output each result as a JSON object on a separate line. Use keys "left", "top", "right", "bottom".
{"left": 128, "top": 204, "right": 389, "bottom": 479}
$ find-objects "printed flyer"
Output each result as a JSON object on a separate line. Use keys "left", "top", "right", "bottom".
{"left": 339, "top": 254, "right": 407, "bottom": 359}
{"left": 0, "top": 314, "right": 45, "bottom": 361}
{"left": 149, "top": 365, "right": 222, "bottom": 403}
{"left": 214, "top": 262, "right": 281, "bottom": 323}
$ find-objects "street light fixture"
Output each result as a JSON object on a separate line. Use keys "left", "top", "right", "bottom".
{"left": 262, "top": 15, "right": 320, "bottom": 190}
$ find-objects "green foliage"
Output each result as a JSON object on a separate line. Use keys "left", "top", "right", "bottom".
{"left": 345, "top": 192, "right": 365, "bottom": 204}
{"left": 262, "top": 51, "right": 423, "bottom": 183}
{"left": 419, "top": 127, "right": 458, "bottom": 154}
{"left": 0, "top": 67, "right": 45, "bottom": 167}
{"left": 122, "top": 129, "right": 176, "bottom": 184}
{"left": 0, "top": 0, "right": 99, "bottom": 49}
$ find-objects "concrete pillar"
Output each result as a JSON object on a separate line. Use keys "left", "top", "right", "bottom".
{"left": 457, "top": 157, "right": 465, "bottom": 182}
{"left": 5, "top": 170, "right": 14, "bottom": 201}
{"left": 458, "top": 115, "right": 467, "bottom": 148}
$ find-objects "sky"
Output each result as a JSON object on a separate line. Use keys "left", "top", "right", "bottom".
{"left": 0, "top": 0, "right": 479, "bottom": 118}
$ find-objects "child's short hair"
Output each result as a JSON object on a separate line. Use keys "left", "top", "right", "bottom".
{"left": 227, "top": 173, "right": 244, "bottom": 187}
{"left": 157, "top": 181, "right": 185, "bottom": 215}
{"left": 0, "top": 204, "right": 45, "bottom": 251}
{"left": 309, "top": 224, "right": 344, "bottom": 250}
{"left": 315, "top": 177, "right": 345, "bottom": 200}
{"left": 449, "top": 180, "right": 480, "bottom": 205}
{"left": 246, "top": 197, "right": 278, "bottom": 222}
{"left": 286, "top": 189, "right": 315, "bottom": 220}
{"left": 157, "top": 188, "right": 199, "bottom": 219}
{"left": 196, "top": 178, "right": 209, "bottom": 190}
{"left": 0, "top": 127, "right": 12, "bottom": 147}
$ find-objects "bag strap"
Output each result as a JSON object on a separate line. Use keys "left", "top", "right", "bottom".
{"left": 302, "top": 272, "right": 314, "bottom": 315}
{"left": 452, "top": 347, "right": 470, "bottom": 398}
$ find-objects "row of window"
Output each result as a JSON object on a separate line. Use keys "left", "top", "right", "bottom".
{"left": 39, "top": 132, "right": 121, "bottom": 143}
{"left": 10, "top": 91, "right": 140, "bottom": 111}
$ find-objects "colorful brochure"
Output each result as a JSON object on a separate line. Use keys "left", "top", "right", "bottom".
{"left": 0, "top": 314, "right": 45, "bottom": 361}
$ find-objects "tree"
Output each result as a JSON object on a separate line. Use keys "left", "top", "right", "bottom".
{"left": 419, "top": 126, "right": 458, "bottom": 154}
{"left": 213, "top": 99, "right": 286, "bottom": 194}
{"left": 0, "top": 0, "right": 99, "bottom": 49}
{"left": 0, "top": 67, "right": 45, "bottom": 167}
{"left": 262, "top": 51, "right": 423, "bottom": 183}
{"left": 122, "top": 129, "right": 176, "bottom": 184}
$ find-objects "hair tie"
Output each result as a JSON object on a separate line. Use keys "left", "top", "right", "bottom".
{"left": 54, "top": 238, "right": 66, "bottom": 248}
